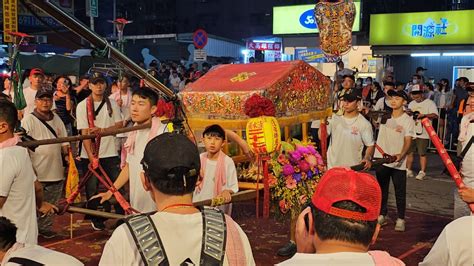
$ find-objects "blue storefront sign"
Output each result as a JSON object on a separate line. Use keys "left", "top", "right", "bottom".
{"left": 295, "top": 48, "right": 327, "bottom": 63}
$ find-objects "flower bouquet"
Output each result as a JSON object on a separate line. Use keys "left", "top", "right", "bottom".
{"left": 270, "top": 139, "right": 325, "bottom": 218}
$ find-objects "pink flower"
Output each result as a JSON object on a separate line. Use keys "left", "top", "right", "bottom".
{"left": 279, "top": 199, "right": 289, "bottom": 214}
{"left": 307, "top": 145, "right": 317, "bottom": 155}
{"left": 305, "top": 154, "right": 318, "bottom": 167}
{"left": 282, "top": 164, "right": 295, "bottom": 176}
{"left": 285, "top": 176, "right": 297, "bottom": 189}
{"left": 277, "top": 154, "right": 288, "bottom": 165}
{"left": 299, "top": 195, "right": 307, "bottom": 204}
{"left": 268, "top": 174, "right": 277, "bottom": 186}
{"left": 299, "top": 160, "right": 310, "bottom": 173}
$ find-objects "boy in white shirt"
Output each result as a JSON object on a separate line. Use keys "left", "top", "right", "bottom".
{"left": 0, "top": 216, "right": 83, "bottom": 266}
{"left": 406, "top": 85, "right": 439, "bottom": 180}
{"left": 76, "top": 73, "right": 123, "bottom": 230}
{"left": 193, "top": 124, "right": 239, "bottom": 215}
{"left": 93, "top": 87, "right": 168, "bottom": 213}
{"left": 323, "top": 89, "right": 375, "bottom": 170}
{"left": 0, "top": 100, "right": 57, "bottom": 245}
{"left": 21, "top": 89, "right": 69, "bottom": 239}
{"left": 374, "top": 90, "right": 415, "bottom": 232}
{"left": 108, "top": 75, "right": 132, "bottom": 155}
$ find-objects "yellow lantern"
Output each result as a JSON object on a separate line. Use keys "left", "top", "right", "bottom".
{"left": 246, "top": 116, "right": 281, "bottom": 155}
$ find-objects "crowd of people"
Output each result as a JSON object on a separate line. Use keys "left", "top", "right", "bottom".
{"left": 0, "top": 61, "right": 473, "bottom": 265}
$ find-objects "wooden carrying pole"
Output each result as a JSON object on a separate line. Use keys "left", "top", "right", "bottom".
{"left": 18, "top": 123, "right": 151, "bottom": 148}
{"left": 64, "top": 190, "right": 257, "bottom": 220}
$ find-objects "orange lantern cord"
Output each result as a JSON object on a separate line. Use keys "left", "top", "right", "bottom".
{"left": 421, "top": 118, "right": 474, "bottom": 213}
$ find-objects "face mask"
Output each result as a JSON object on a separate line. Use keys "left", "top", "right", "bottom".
{"left": 356, "top": 81, "right": 362, "bottom": 86}
{"left": 412, "top": 79, "right": 419, "bottom": 84}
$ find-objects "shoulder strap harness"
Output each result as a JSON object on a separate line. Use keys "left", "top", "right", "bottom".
{"left": 124, "top": 206, "right": 227, "bottom": 266}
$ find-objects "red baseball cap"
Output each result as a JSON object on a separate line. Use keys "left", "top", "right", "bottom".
{"left": 311, "top": 168, "right": 381, "bottom": 221}
{"left": 29, "top": 68, "right": 44, "bottom": 77}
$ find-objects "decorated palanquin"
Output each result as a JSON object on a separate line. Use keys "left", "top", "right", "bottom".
{"left": 180, "top": 60, "right": 331, "bottom": 130}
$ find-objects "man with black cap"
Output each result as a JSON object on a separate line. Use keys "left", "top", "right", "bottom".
{"left": 322, "top": 89, "right": 375, "bottom": 170}
{"left": 21, "top": 89, "right": 69, "bottom": 238}
{"left": 76, "top": 72, "right": 123, "bottom": 231}
{"left": 374, "top": 90, "right": 414, "bottom": 232}
{"left": 99, "top": 133, "right": 255, "bottom": 265}
{"left": 416, "top": 66, "right": 428, "bottom": 84}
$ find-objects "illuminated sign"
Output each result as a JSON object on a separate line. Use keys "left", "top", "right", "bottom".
{"left": 246, "top": 41, "right": 281, "bottom": 51}
{"left": 370, "top": 10, "right": 474, "bottom": 45}
{"left": 295, "top": 48, "right": 327, "bottom": 63}
{"left": 273, "top": 2, "right": 361, "bottom": 35}
{"left": 3, "top": 0, "right": 19, "bottom": 43}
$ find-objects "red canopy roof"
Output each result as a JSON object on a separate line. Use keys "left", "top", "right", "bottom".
{"left": 184, "top": 61, "right": 306, "bottom": 92}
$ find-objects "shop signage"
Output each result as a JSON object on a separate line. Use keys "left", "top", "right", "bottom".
{"left": 295, "top": 48, "right": 327, "bottom": 63}
{"left": 273, "top": 2, "right": 361, "bottom": 34}
{"left": 3, "top": 0, "right": 19, "bottom": 43}
{"left": 194, "top": 49, "right": 207, "bottom": 61}
{"left": 246, "top": 41, "right": 281, "bottom": 51}
{"left": 370, "top": 10, "right": 474, "bottom": 45}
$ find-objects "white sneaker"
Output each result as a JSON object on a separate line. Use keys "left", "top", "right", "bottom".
{"left": 406, "top": 169, "right": 415, "bottom": 178}
{"left": 415, "top": 171, "right": 426, "bottom": 180}
{"left": 395, "top": 218, "right": 405, "bottom": 232}
{"left": 377, "top": 215, "right": 388, "bottom": 226}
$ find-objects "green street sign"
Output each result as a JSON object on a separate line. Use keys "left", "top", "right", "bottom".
{"left": 86, "top": 0, "right": 98, "bottom": 18}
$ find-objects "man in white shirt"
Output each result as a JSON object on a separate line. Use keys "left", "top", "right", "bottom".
{"left": 109, "top": 75, "right": 133, "bottom": 155}
{"left": 278, "top": 168, "right": 404, "bottom": 266}
{"left": 374, "top": 90, "right": 415, "bottom": 232}
{"left": 323, "top": 89, "right": 375, "bottom": 170}
{"left": 334, "top": 61, "right": 354, "bottom": 83}
{"left": 100, "top": 133, "right": 255, "bottom": 265}
{"left": 93, "top": 87, "right": 168, "bottom": 213}
{"left": 76, "top": 73, "right": 123, "bottom": 230}
{"left": 21, "top": 68, "right": 45, "bottom": 118}
{"left": 21, "top": 89, "right": 69, "bottom": 239}
{"left": 419, "top": 215, "right": 473, "bottom": 266}
{"left": 0, "top": 100, "right": 57, "bottom": 245}
{"left": 169, "top": 71, "right": 181, "bottom": 92}
{"left": 406, "top": 85, "right": 439, "bottom": 180}
{"left": 453, "top": 98, "right": 474, "bottom": 218}
{"left": 0, "top": 216, "right": 84, "bottom": 266}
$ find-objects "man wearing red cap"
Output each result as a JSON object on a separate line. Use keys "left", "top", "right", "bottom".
{"left": 277, "top": 168, "right": 404, "bottom": 265}
{"left": 21, "top": 68, "right": 45, "bottom": 118}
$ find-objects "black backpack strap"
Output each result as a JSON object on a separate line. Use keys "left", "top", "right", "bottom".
{"left": 8, "top": 257, "right": 44, "bottom": 266}
{"left": 31, "top": 112, "right": 58, "bottom": 138}
{"left": 460, "top": 136, "right": 474, "bottom": 159}
{"left": 199, "top": 206, "right": 227, "bottom": 266}
{"left": 94, "top": 99, "right": 107, "bottom": 117}
{"left": 124, "top": 213, "right": 169, "bottom": 266}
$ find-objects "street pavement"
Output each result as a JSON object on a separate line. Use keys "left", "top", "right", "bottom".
{"left": 384, "top": 152, "right": 456, "bottom": 217}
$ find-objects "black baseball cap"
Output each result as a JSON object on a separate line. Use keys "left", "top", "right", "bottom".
{"left": 416, "top": 67, "right": 427, "bottom": 72}
{"left": 387, "top": 89, "right": 409, "bottom": 101}
{"left": 341, "top": 89, "right": 362, "bottom": 102}
{"left": 141, "top": 133, "right": 200, "bottom": 186}
{"left": 89, "top": 72, "right": 107, "bottom": 84}
{"left": 35, "top": 88, "right": 53, "bottom": 99}
{"left": 203, "top": 124, "right": 226, "bottom": 140}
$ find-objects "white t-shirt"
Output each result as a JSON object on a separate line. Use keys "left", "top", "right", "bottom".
{"left": 126, "top": 123, "right": 168, "bottom": 213}
{"left": 459, "top": 115, "right": 474, "bottom": 179}
{"left": 375, "top": 113, "right": 415, "bottom": 170}
{"left": 408, "top": 99, "right": 439, "bottom": 139}
{"left": 373, "top": 97, "right": 388, "bottom": 111}
{"left": 99, "top": 212, "right": 255, "bottom": 266}
{"left": 277, "top": 252, "right": 376, "bottom": 266}
{"left": 192, "top": 153, "right": 239, "bottom": 203}
{"left": 0, "top": 146, "right": 38, "bottom": 245}
{"left": 3, "top": 243, "right": 83, "bottom": 266}
{"left": 21, "top": 113, "right": 68, "bottom": 182}
{"left": 419, "top": 216, "right": 473, "bottom": 266}
{"left": 21, "top": 87, "right": 38, "bottom": 116}
{"left": 109, "top": 90, "right": 132, "bottom": 138}
{"left": 76, "top": 98, "right": 122, "bottom": 159}
{"left": 169, "top": 75, "right": 181, "bottom": 90}
{"left": 327, "top": 114, "right": 375, "bottom": 169}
